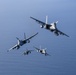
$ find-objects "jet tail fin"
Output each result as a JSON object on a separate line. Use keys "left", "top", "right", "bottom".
{"left": 16, "top": 37, "right": 20, "bottom": 45}
{"left": 24, "top": 33, "right": 26, "bottom": 40}
{"left": 44, "top": 48, "right": 47, "bottom": 50}
{"left": 16, "top": 37, "right": 19, "bottom": 40}
{"left": 56, "top": 21, "right": 58, "bottom": 24}
{"left": 40, "top": 45, "right": 41, "bottom": 50}
{"left": 46, "top": 16, "right": 48, "bottom": 24}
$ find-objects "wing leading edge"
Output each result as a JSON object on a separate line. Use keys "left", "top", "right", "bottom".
{"left": 30, "top": 17, "right": 45, "bottom": 25}
{"left": 8, "top": 44, "right": 19, "bottom": 52}
{"left": 33, "top": 46, "right": 40, "bottom": 51}
{"left": 26, "top": 32, "right": 38, "bottom": 41}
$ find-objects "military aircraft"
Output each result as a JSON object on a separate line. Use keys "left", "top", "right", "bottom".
{"left": 22, "top": 49, "right": 34, "bottom": 55}
{"left": 34, "top": 46, "right": 50, "bottom": 56}
{"left": 8, "top": 32, "right": 38, "bottom": 52}
{"left": 30, "top": 16, "right": 69, "bottom": 37}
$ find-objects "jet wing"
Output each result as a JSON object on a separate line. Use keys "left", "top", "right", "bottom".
{"left": 57, "top": 29, "right": 69, "bottom": 37}
{"left": 45, "top": 53, "right": 51, "bottom": 56}
{"left": 8, "top": 44, "right": 18, "bottom": 52}
{"left": 26, "top": 32, "right": 38, "bottom": 41}
{"left": 33, "top": 46, "right": 40, "bottom": 50}
{"left": 30, "top": 17, "right": 45, "bottom": 25}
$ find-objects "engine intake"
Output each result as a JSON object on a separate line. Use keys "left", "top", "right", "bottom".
{"left": 40, "top": 25, "right": 44, "bottom": 28}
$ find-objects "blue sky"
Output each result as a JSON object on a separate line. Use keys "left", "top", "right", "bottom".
{"left": 0, "top": 0, "right": 76, "bottom": 75}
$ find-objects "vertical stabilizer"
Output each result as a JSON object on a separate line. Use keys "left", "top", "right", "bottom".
{"left": 16, "top": 37, "right": 20, "bottom": 45}
{"left": 56, "top": 21, "right": 58, "bottom": 24}
{"left": 24, "top": 33, "right": 26, "bottom": 40}
{"left": 46, "top": 16, "right": 48, "bottom": 24}
{"left": 40, "top": 45, "right": 41, "bottom": 50}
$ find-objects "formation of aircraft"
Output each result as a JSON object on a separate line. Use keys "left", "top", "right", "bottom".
{"left": 8, "top": 32, "right": 38, "bottom": 52}
{"left": 8, "top": 16, "right": 69, "bottom": 56}
{"left": 22, "top": 46, "right": 50, "bottom": 56}
{"left": 34, "top": 46, "right": 50, "bottom": 56}
{"left": 30, "top": 16, "right": 69, "bottom": 37}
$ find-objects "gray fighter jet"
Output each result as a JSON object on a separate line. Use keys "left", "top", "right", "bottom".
{"left": 8, "top": 32, "right": 38, "bottom": 52}
{"left": 23, "top": 49, "right": 34, "bottom": 55}
{"left": 34, "top": 46, "right": 50, "bottom": 56}
{"left": 30, "top": 16, "right": 69, "bottom": 37}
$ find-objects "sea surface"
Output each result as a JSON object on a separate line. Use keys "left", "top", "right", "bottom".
{"left": 0, "top": 0, "right": 76, "bottom": 75}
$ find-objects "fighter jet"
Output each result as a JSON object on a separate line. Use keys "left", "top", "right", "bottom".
{"left": 34, "top": 46, "right": 50, "bottom": 56}
{"left": 8, "top": 32, "right": 38, "bottom": 52}
{"left": 30, "top": 16, "right": 69, "bottom": 37}
{"left": 22, "top": 49, "right": 34, "bottom": 55}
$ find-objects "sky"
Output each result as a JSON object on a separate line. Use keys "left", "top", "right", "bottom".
{"left": 0, "top": 0, "right": 76, "bottom": 75}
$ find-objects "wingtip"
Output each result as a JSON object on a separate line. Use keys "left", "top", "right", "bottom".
{"left": 35, "top": 32, "right": 38, "bottom": 35}
{"left": 66, "top": 35, "right": 70, "bottom": 37}
{"left": 33, "top": 46, "right": 37, "bottom": 50}
{"left": 30, "top": 16, "right": 33, "bottom": 18}
{"left": 37, "top": 32, "right": 38, "bottom": 34}
{"left": 30, "top": 16, "right": 35, "bottom": 19}
{"left": 7, "top": 50, "right": 9, "bottom": 52}
{"left": 68, "top": 35, "right": 70, "bottom": 37}
{"left": 7, "top": 48, "right": 11, "bottom": 52}
{"left": 45, "top": 53, "right": 51, "bottom": 56}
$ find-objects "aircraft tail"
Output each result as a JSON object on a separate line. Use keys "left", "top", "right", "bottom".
{"left": 53, "top": 21, "right": 58, "bottom": 28}
{"left": 44, "top": 48, "right": 47, "bottom": 50}
{"left": 16, "top": 37, "right": 19, "bottom": 40}
{"left": 46, "top": 16, "right": 48, "bottom": 24}
{"left": 16, "top": 37, "right": 20, "bottom": 45}
{"left": 16, "top": 37, "right": 20, "bottom": 42}
{"left": 56, "top": 21, "right": 58, "bottom": 24}
{"left": 40, "top": 45, "right": 41, "bottom": 50}
{"left": 24, "top": 33, "right": 26, "bottom": 40}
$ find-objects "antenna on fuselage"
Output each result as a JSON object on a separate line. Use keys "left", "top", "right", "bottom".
{"left": 46, "top": 16, "right": 48, "bottom": 24}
